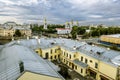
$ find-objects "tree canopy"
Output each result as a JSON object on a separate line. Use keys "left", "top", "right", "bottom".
{"left": 14, "top": 29, "right": 21, "bottom": 37}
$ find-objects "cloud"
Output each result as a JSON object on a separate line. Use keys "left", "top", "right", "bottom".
{"left": 0, "top": 0, "right": 120, "bottom": 25}
{"left": 88, "top": 15, "right": 103, "bottom": 18}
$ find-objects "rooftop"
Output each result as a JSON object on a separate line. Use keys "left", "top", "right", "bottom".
{"left": 73, "top": 59, "right": 88, "bottom": 68}
{"left": 102, "top": 34, "right": 120, "bottom": 38}
{"left": 37, "top": 38, "right": 120, "bottom": 67}
{"left": 0, "top": 41, "right": 64, "bottom": 80}
{"left": 1, "top": 37, "right": 120, "bottom": 80}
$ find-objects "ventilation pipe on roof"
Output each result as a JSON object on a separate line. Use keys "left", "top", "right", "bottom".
{"left": 12, "top": 37, "right": 14, "bottom": 41}
{"left": 19, "top": 61, "right": 24, "bottom": 73}
{"left": 73, "top": 46, "right": 76, "bottom": 50}
{"left": 92, "top": 44, "right": 95, "bottom": 46}
{"left": 17, "top": 40, "right": 20, "bottom": 44}
{"left": 107, "top": 48, "right": 110, "bottom": 50}
{"left": 37, "top": 38, "right": 40, "bottom": 44}
{"left": 27, "top": 36, "right": 29, "bottom": 40}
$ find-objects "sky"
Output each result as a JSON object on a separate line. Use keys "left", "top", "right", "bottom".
{"left": 0, "top": 0, "right": 120, "bottom": 25}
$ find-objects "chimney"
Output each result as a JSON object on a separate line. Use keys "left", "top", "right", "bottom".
{"left": 19, "top": 61, "right": 24, "bottom": 73}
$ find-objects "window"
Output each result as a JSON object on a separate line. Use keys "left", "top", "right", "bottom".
{"left": 81, "top": 69, "right": 83, "bottom": 73}
{"left": 51, "top": 56, "right": 52, "bottom": 59}
{"left": 36, "top": 51, "right": 38, "bottom": 53}
{"left": 69, "top": 55, "right": 71, "bottom": 59}
{"left": 64, "top": 59, "right": 65, "bottom": 62}
{"left": 95, "top": 62, "right": 98, "bottom": 68}
{"left": 85, "top": 58, "right": 88, "bottom": 64}
{"left": 81, "top": 56, "right": 83, "bottom": 61}
{"left": 74, "top": 55, "right": 76, "bottom": 58}
{"left": 67, "top": 53, "right": 68, "bottom": 57}
{"left": 90, "top": 60, "right": 93, "bottom": 63}
{"left": 75, "top": 66, "right": 77, "bottom": 70}
{"left": 86, "top": 70, "right": 87, "bottom": 74}
{"left": 45, "top": 52, "right": 49, "bottom": 59}
{"left": 69, "top": 62, "right": 71, "bottom": 66}
{"left": 54, "top": 55, "right": 56, "bottom": 59}
{"left": 50, "top": 49, "right": 52, "bottom": 54}
{"left": 58, "top": 55, "right": 60, "bottom": 58}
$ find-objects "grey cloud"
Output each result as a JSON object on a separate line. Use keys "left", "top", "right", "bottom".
{"left": 0, "top": 0, "right": 120, "bottom": 25}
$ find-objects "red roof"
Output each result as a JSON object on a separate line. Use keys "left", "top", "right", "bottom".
{"left": 56, "top": 28, "right": 71, "bottom": 30}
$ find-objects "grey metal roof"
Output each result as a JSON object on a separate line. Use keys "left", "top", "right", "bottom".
{"left": 0, "top": 42, "right": 64, "bottom": 80}
{"left": 37, "top": 38, "right": 120, "bottom": 67}
{"left": 73, "top": 59, "right": 88, "bottom": 68}
{"left": 1, "top": 37, "right": 120, "bottom": 80}
{"left": 105, "top": 34, "right": 120, "bottom": 38}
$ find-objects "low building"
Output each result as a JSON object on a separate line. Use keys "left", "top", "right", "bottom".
{"left": 0, "top": 21, "right": 32, "bottom": 37}
{"left": 100, "top": 34, "right": 120, "bottom": 47}
{"left": 56, "top": 28, "right": 71, "bottom": 35}
{"left": 34, "top": 38, "right": 120, "bottom": 80}
{"left": 1, "top": 38, "right": 120, "bottom": 80}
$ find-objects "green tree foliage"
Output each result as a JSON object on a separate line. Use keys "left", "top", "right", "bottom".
{"left": 58, "top": 65, "right": 71, "bottom": 79}
{"left": 71, "top": 26, "right": 86, "bottom": 39}
{"left": 89, "top": 27, "right": 120, "bottom": 37}
{"left": 14, "top": 29, "right": 21, "bottom": 37}
{"left": 47, "top": 24, "right": 65, "bottom": 29}
{"left": 31, "top": 24, "right": 64, "bottom": 34}
{"left": 82, "top": 32, "right": 90, "bottom": 39}
{"left": 71, "top": 26, "right": 78, "bottom": 39}
{"left": 31, "top": 24, "right": 43, "bottom": 33}
{"left": 77, "top": 27, "right": 86, "bottom": 35}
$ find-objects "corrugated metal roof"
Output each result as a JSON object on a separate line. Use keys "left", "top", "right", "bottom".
{"left": 0, "top": 43, "right": 64, "bottom": 80}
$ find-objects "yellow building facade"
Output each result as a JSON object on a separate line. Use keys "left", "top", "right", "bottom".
{"left": 35, "top": 39, "right": 120, "bottom": 80}
{"left": 18, "top": 71, "right": 62, "bottom": 80}
{"left": 100, "top": 34, "right": 120, "bottom": 44}
{"left": 0, "top": 28, "right": 31, "bottom": 37}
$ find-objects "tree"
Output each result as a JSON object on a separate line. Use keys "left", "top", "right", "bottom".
{"left": 71, "top": 26, "right": 78, "bottom": 39}
{"left": 14, "top": 29, "right": 21, "bottom": 37}
{"left": 77, "top": 27, "right": 86, "bottom": 35}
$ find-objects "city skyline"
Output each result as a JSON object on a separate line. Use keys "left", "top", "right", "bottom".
{"left": 0, "top": 0, "right": 120, "bottom": 25}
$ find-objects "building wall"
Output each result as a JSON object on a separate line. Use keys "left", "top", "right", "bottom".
{"left": 0, "top": 29, "right": 15, "bottom": 37}
{"left": 76, "top": 51, "right": 118, "bottom": 80}
{"left": 76, "top": 52, "right": 99, "bottom": 71}
{"left": 99, "top": 62, "right": 117, "bottom": 80}
{"left": 20, "top": 29, "right": 32, "bottom": 37}
{"left": 35, "top": 45, "right": 118, "bottom": 80}
{"left": 0, "top": 29, "right": 31, "bottom": 37}
{"left": 74, "top": 63, "right": 87, "bottom": 77}
{"left": 100, "top": 35, "right": 120, "bottom": 44}
{"left": 36, "top": 46, "right": 61, "bottom": 61}
{"left": 56, "top": 29, "right": 71, "bottom": 35}
{"left": 18, "top": 71, "right": 61, "bottom": 80}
